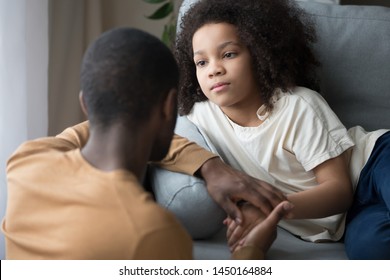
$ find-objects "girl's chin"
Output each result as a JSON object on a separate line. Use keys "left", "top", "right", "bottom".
{"left": 214, "top": 100, "right": 236, "bottom": 109}
{"left": 206, "top": 96, "right": 234, "bottom": 108}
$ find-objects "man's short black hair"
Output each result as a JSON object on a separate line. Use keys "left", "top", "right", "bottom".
{"left": 81, "top": 27, "right": 179, "bottom": 127}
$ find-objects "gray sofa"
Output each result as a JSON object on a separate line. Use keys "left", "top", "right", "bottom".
{"left": 150, "top": 1, "right": 390, "bottom": 259}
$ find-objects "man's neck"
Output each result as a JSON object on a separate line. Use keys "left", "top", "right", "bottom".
{"left": 80, "top": 123, "right": 153, "bottom": 182}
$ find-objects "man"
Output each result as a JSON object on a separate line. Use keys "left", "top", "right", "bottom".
{"left": 2, "top": 28, "right": 291, "bottom": 259}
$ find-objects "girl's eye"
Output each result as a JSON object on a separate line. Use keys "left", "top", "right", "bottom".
{"left": 195, "top": 60, "right": 207, "bottom": 67}
{"left": 224, "top": 52, "right": 237, "bottom": 59}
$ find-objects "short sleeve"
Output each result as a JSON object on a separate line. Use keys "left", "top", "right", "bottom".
{"left": 290, "top": 89, "right": 354, "bottom": 171}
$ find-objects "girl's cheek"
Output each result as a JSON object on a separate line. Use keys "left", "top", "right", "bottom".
{"left": 197, "top": 73, "right": 205, "bottom": 85}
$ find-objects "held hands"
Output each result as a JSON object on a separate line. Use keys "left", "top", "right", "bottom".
{"left": 199, "top": 158, "right": 287, "bottom": 224}
{"left": 225, "top": 201, "right": 293, "bottom": 254}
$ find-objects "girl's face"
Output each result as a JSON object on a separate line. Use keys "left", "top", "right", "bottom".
{"left": 192, "top": 22, "right": 262, "bottom": 112}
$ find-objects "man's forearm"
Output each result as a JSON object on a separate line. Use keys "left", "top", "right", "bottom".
{"left": 156, "top": 134, "right": 218, "bottom": 175}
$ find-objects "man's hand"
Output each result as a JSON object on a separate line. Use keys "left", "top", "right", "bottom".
{"left": 232, "top": 201, "right": 293, "bottom": 255}
{"left": 199, "top": 157, "right": 287, "bottom": 224}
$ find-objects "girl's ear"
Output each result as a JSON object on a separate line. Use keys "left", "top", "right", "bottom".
{"left": 161, "top": 88, "right": 178, "bottom": 121}
{"left": 79, "top": 91, "right": 88, "bottom": 117}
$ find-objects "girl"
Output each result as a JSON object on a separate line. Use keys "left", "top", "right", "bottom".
{"left": 175, "top": 0, "right": 390, "bottom": 259}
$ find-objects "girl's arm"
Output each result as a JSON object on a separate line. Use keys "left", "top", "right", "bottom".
{"left": 286, "top": 151, "right": 353, "bottom": 219}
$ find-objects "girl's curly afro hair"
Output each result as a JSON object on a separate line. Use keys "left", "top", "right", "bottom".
{"left": 174, "top": 0, "right": 320, "bottom": 115}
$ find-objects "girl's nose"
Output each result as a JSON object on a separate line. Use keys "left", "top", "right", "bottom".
{"left": 209, "top": 61, "right": 225, "bottom": 77}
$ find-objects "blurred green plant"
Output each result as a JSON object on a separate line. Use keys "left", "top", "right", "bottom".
{"left": 143, "top": 0, "right": 176, "bottom": 47}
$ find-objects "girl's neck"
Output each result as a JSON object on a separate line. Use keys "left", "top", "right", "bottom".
{"left": 220, "top": 99, "right": 265, "bottom": 128}
{"left": 225, "top": 109, "right": 264, "bottom": 127}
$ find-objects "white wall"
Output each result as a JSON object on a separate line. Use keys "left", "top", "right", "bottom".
{"left": 0, "top": 0, "right": 48, "bottom": 260}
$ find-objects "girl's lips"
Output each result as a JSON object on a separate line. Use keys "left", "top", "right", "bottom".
{"left": 211, "top": 82, "right": 230, "bottom": 92}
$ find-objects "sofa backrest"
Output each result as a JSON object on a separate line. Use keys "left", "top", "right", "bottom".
{"left": 178, "top": 1, "right": 390, "bottom": 131}
{"left": 300, "top": 2, "right": 390, "bottom": 130}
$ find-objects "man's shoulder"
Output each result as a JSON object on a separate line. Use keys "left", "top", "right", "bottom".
{"left": 7, "top": 137, "right": 77, "bottom": 168}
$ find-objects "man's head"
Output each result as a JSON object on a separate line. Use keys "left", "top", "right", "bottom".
{"left": 81, "top": 27, "right": 179, "bottom": 127}
{"left": 80, "top": 27, "right": 179, "bottom": 160}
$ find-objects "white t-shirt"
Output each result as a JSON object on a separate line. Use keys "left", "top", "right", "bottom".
{"left": 187, "top": 86, "right": 387, "bottom": 241}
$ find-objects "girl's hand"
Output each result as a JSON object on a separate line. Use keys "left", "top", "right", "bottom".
{"left": 232, "top": 201, "right": 293, "bottom": 255}
{"left": 225, "top": 202, "right": 266, "bottom": 252}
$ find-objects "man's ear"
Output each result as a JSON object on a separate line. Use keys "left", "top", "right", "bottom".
{"left": 161, "top": 88, "right": 178, "bottom": 121}
{"left": 79, "top": 91, "right": 88, "bottom": 117}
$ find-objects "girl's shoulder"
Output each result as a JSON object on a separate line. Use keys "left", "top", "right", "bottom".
{"left": 285, "top": 86, "right": 332, "bottom": 113}
{"left": 282, "top": 87, "right": 344, "bottom": 131}
{"left": 287, "top": 86, "right": 326, "bottom": 103}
